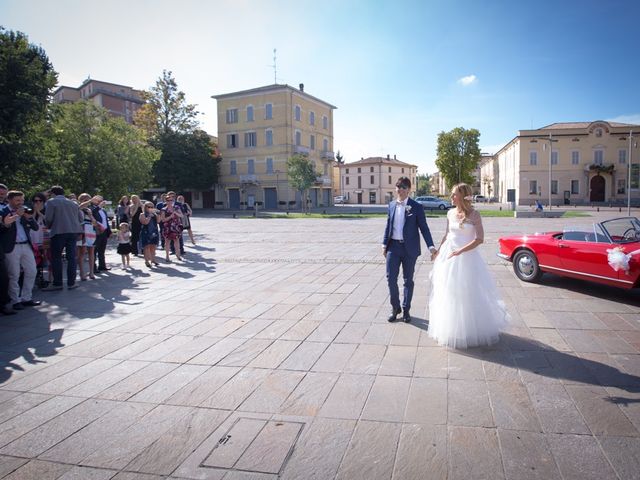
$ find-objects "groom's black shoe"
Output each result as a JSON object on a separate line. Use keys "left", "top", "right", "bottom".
{"left": 387, "top": 307, "right": 402, "bottom": 323}
{"left": 402, "top": 310, "right": 411, "bottom": 323}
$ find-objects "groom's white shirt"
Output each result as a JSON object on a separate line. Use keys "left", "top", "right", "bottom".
{"left": 391, "top": 200, "right": 406, "bottom": 240}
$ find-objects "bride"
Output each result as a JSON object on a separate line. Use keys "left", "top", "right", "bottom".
{"left": 428, "top": 183, "right": 509, "bottom": 348}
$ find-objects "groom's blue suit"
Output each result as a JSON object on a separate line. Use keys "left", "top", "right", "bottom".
{"left": 383, "top": 197, "right": 436, "bottom": 316}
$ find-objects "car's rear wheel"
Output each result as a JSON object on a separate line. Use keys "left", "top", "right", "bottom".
{"left": 438, "top": 204, "right": 446, "bottom": 210}
{"left": 513, "top": 250, "right": 543, "bottom": 282}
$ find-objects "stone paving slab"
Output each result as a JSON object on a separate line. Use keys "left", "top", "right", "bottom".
{"left": 1, "top": 211, "right": 640, "bottom": 479}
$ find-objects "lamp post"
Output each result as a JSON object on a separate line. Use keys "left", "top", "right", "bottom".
{"left": 629, "top": 131, "right": 638, "bottom": 217}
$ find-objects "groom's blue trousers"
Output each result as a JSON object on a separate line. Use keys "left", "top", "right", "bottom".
{"left": 386, "top": 240, "right": 417, "bottom": 312}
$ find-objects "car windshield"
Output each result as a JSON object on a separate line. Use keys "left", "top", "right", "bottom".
{"left": 600, "top": 217, "right": 640, "bottom": 244}
{"left": 562, "top": 224, "right": 609, "bottom": 243}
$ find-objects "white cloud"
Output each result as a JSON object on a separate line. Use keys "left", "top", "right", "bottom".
{"left": 606, "top": 114, "right": 640, "bottom": 125}
{"left": 457, "top": 75, "right": 477, "bottom": 86}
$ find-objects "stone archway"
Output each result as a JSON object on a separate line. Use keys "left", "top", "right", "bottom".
{"left": 590, "top": 175, "right": 605, "bottom": 202}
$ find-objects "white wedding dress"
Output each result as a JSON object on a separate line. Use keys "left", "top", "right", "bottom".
{"left": 428, "top": 209, "right": 509, "bottom": 348}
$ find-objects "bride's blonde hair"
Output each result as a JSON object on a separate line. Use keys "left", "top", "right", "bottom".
{"left": 452, "top": 183, "right": 474, "bottom": 223}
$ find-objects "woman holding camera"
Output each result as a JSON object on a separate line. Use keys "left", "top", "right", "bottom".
{"left": 159, "top": 194, "right": 183, "bottom": 263}
{"left": 76, "top": 193, "right": 98, "bottom": 280}
{"left": 139, "top": 202, "right": 160, "bottom": 268}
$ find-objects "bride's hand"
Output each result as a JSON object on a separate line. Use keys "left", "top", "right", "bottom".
{"left": 448, "top": 250, "right": 461, "bottom": 259}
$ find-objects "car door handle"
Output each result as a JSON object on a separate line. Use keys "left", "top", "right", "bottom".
{"left": 558, "top": 243, "right": 568, "bottom": 248}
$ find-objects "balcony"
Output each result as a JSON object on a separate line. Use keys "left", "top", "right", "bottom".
{"left": 320, "top": 150, "right": 335, "bottom": 160}
{"left": 315, "top": 175, "right": 332, "bottom": 186}
{"left": 294, "top": 145, "right": 310, "bottom": 155}
{"left": 239, "top": 174, "right": 259, "bottom": 185}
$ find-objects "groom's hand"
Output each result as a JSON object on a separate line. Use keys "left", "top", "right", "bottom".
{"left": 430, "top": 250, "right": 438, "bottom": 261}
{"left": 382, "top": 246, "right": 387, "bottom": 258}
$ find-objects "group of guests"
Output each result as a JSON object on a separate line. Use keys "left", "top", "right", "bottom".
{"left": 0, "top": 183, "right": 195, "bottom": 316}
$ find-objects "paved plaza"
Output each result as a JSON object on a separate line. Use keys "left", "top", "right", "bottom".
{"left": 1, "top": 209, "right": 639, "bottom": 479}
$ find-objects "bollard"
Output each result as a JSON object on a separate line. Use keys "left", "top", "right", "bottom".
{"left": 620, "top": 207, "right": 622, "bottom": 212}
{"left": 233, "top": 213, "right": 236, "bottom": 219}
{"left": 323, "top": 209, "right": 326, "bottom": 214}
{"left": 286, "top": 211, "right": 289, "bottom": 216}
{"left": 359, "top": 208, "right": 362, "bottom": 214}
{"left": 597, "top": 207, "right": 599, "bottom": 212}
{"left": 499, "top": 206, "right": 502, "bottom": 211}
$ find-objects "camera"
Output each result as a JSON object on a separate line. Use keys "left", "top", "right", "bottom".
{"left": 23, "top": 207, "right": 34, "bottom": 215}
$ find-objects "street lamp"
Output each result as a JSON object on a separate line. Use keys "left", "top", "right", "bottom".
{"left": 539, "top": 134, "right": 557, "bottom": 210}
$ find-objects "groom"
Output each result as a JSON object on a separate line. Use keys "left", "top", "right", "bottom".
{"left": 382, "top": 177, "right": 437, "bottom": 323}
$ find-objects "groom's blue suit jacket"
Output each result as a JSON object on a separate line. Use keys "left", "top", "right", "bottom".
{"left": 382, "top": 197, "right": 435, "bottom": 257}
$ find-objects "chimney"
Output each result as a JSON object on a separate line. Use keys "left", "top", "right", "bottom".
{"left": 299, "top": 83, "right": 304, "bottom": 92}
{"left": 387, "top": 154, "right": 390, "bottom": 160}
{"left": 394, "top": 154, "right": 396, "bottom": 160}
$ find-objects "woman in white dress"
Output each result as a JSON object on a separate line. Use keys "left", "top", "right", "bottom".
{"left": 428, "top": 183, "right": 509, "bottom": 348}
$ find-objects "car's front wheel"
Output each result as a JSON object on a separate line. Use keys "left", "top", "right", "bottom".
{"left": 512, "top": 250, "right": 543, "bottom": 283}
{"left": 438, "top": 204, "right": 446, "bottom": 210}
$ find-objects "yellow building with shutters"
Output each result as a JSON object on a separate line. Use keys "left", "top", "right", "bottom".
{"left": 212, "top": 84, "right": 336, "bottom": 209}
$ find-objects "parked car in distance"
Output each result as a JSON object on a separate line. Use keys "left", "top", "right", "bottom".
{"left": 498, "top": 216, "right": 640, "bottom": 289}
{"left": 333, "top": 195, "right": 346, "bottom": 204}
{"left": 473, "top": 195, "right": 486, "bottom": 203}
{"left": 414, "top": 196, "right": 452, "bottom": 210}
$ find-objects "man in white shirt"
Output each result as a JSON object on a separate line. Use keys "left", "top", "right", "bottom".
{"left": 382, "top": 177, "right": 438, "bottom": 323}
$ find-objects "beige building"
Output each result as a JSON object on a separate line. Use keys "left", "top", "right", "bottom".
{"left": 212, "top": 84, "right": 336, "bottom": 209}
{"left": 479, "top": 154, "right": 498, "bottom": 200}
{"left": 53, "top": 78, "right": 144, "bottom": 124}
{"left": 492, "top": 121, "right": 640, "bottom": 206}
{"left": 338, "top": 155, "right": 417, "bottom": 204}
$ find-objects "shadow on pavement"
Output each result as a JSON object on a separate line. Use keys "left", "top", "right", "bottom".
{"left": 537, "top": 274, "right": 640, "bottom": 307}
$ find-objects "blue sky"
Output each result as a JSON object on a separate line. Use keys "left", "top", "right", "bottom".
{"left": 2, "top": 0, "right": 639, "bottom": 174}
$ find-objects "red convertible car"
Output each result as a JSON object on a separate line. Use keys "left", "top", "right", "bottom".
{"left": 498, "top": 217, "right": 640, "bottom": 289}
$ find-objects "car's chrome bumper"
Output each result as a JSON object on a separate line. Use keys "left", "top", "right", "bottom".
{"left": 497, "top": 253, "right": 510, "bottom": 260}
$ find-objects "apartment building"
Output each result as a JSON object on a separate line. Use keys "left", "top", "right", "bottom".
{"left": 53, "top": 78, "right": 144, "bottom": 124}
{"left": 212, "top": 84, "right": 336, "bottom": 209}
{"left": 338, "top": 155, "right": 417, "bottom": 204}
{"left": 492, "top": 121, "right": 640, "bottom": 206}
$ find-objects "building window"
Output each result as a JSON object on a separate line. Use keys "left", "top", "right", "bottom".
{"left": 295, "top": 105, "right": 301, "bottom": 121}
{"left": 619, "top": 149, "right": 627, "bottom": 164}
{"left": 246, "top": 105, "right": 254, "bottom": 122}
{"left": 618, "top": 179, "right": 626, "bottom": 194}
{"left": 529, "top": 151, "right": 537, "bottom": 166}
{"left": 529, "top": 180, "right": 537, "bottom": 195}
{"left": 401, "top": 168, "right": 405, "bottom": 173}
{"left": 309, "top": 111, "right": 315, "bottom": 125}
{"left": 227, "top": 134, "right": 238, "bottom": 148}
{"left": 370, "top": 175, "right": 375, "bottom": 185}
{"left": 594, "top": 150, "right": 604, "bottom": 165}
{"left": 357, "top": 167, "right": 361, "bottom": 173}
{"left": 248, "top": 159, "right": 255, "bottom": 174}
{"left": 358, "top": 176, "right": 362, "bottom": 188}
{"left": 265, "top": 103, "right": 273, "bottom": 120}
{"left": 322, "top": 115, "right": 328, "bottom": 129}
{"left": 265, "top": 129, "right": 273, "bottom": 146}
{"left": 324, "top": 163, "right": 328, "bottom": 175}
{"left": 230, "top": 160, "right": 237, "bottom": 175}
{"left": 369, "top": 192, "right": 376, "bottom": 204}
{"left": 323, "top": 138, "right": 328, "bottom": 151}
{"left": 244, "top": 132, "right": 257, "bottom": 148}
{"left": 632, "top": 165, "right": 640, "bottom": 189}
{"left": 388, "top": 175, "right": 392, "bottom": 184}
{"left": 571, "top": 151, "right": 580, "bottom": 165}
{"left": 346, "top": 177, "right": 350, "bottom": 185}
{"left": 295, "top": 130, "right": 301, "bottom": 146}
{"left": 226, "top": 108, "right": 238, "bottom": 124}
{"left": 551, "top": 180, "right": 558, "bottom": 195}
{"left": 595, "top": 128, "right": 603, "bottom": 137}
{"left": 370, "top": 166, "right": 374, "bottom": 172}
{"left": 571, "top": 180, "right": 579, "bottom": 195}
{"left": 310, "top": 135, "right": 315, "bottom": 150}
{"left": 266, "top": 158, "right": 274, "bottom": 174}
{"left": 388, "top": 167, "right": 391, "bottom": 173}
{"left": 551, "top": 151, "right": 558, "bottom": 165}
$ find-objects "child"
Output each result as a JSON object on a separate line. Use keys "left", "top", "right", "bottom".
{"left": 117, "top": 222, "right": 132, "bottom": 267}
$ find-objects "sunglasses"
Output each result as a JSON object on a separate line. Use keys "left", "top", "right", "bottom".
{"left": 33, "top": 199, "right": 43, "bottom": 203}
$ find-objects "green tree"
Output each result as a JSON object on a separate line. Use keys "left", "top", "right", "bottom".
{"left": 435, "top": 127, "right": 481, "bottom": 190}
{"left": 0, "top": 27, "right": 58, "bottom": 183}
{"left": 135, "top": 69, "right": 199, "bottom": 137}
{"left": 153, "top": 130, "right": 220, "bottom": 192}
{"left": 54, "top": 101, "right": 159, "bottom": 200}
{"left": 286, "top": 154, "right": 318, "bottom": 212}
{"left": 416, "top": 173, "right": 431, "bottom": 196}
